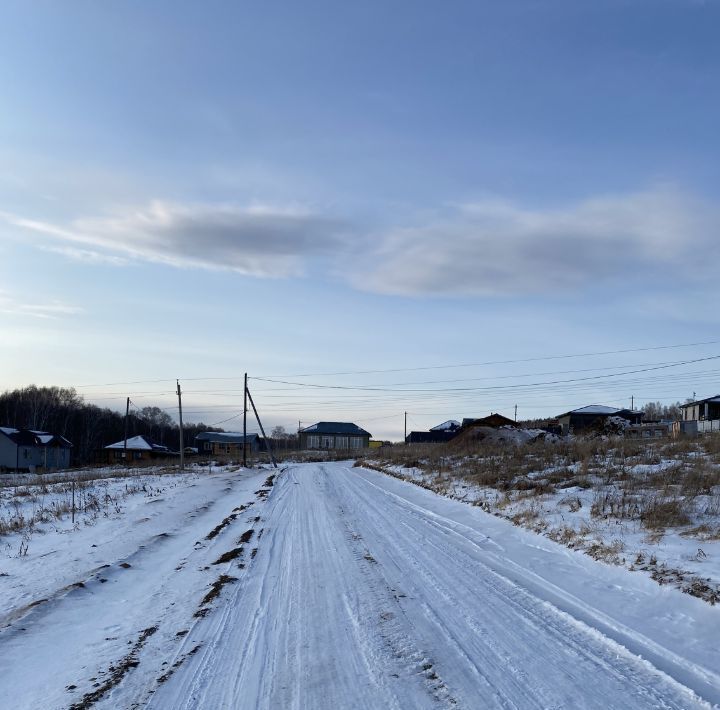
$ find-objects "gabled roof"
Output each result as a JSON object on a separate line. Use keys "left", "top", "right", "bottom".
{"left": 194, "top": 432, "right": 260, "bottom": 444}
{"left": 105, "top": 435, "right": 170, "bottom": 452}
{"left": 430, "top": 420, "right": 460, "bottom": 431}
{"left": 680, "top": 395, "right": 720, "bottom": 408}
{"left": 0, "top": 427, "right": 72, "bottom": 447}
{"left": 461, "top": 414, "right": 516, "bottom": 428}
{"left": 300, "top": 422, "right": 372, "bottom": 437}
{"left": 558, "top": 405, "right": 620, "bottom": 417}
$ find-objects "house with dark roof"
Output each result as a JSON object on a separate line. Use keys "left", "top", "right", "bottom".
{"left": 194, "top": 431, "right": 264, "bottom": 457}
{"left": 299, "top": 422, "right": 371, "bottom": 450}
{"left": 556, "top": 405, "right": 642, "bottom": 435}
{"left": 406, "top": 419, "right": 461, "bottom": 444}
{"left": 103, "top": 435, "right": 176, "bottom": 464}
{"left": 680, "top": 395, "right": 720, "bottom": 423}
{"left": 0, "top": 427, "right": 73, "bottom": 472}
{"left": 460, "top": 414, "right": 517, "bottom": 430}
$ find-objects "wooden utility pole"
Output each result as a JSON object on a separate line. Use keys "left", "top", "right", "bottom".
{"left": 631, "top": 395, "right": 634, "bottom": 410}
{"left": 514, "top": 404, "right": 518, "bottom": 422}
{"left": 246, "top": 384, "right": 277, "bottom": 468}
{"left": 243, "top": 373, "right": 248, "bottom": 467}
{"left": 177, "top": 380, "right": 185, "bottom": 471}
{"left": 123, "top": 396, "right": 130, "bottom": 464}
{"left": 404, "top": 411, "right": 407, "bottom": 444}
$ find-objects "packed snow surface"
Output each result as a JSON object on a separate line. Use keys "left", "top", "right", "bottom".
{"left": 1, "top": 462, "right": 718, "bottom": 709}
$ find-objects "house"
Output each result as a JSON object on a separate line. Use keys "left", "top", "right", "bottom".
{"left": 431, "top": 420, "right": 461, "bottom": 433}
{"left": 556, "top": 405, "right": 643, "bottom": 435}
{"left": 194, "top": 432, "right": 264, "bottom": 457}
{"left": 299, "top": 422, "right": 371, "bottom": 450}
{"left": 406, "top": 420, "right": 461, "bottom": 444}
{"left": 449, "top": 413, "right": 522, "bottom": 447}
{"left": 674, "top": 395, "right": 720, "bottom": 436}
{"left": 103, "top": 435, "right": 176, "bottom": 464}
{"left": 461, "top": 413, "right": 517, "bottom": 429}
{"left": 0, "top": 427, "right": 73, "bottom": 472}
{"left": 680, "top": 395, "right": 720, "bottom": 422}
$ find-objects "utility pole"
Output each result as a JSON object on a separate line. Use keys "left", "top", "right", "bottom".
{"left": 514, "top": 404, "right": 518, "bottom": 422}
{"left": 123, "top": 396, "right": 130, "bottom": 465}
{"left": 631, "top": 395, "right": 634, "bottom": 410}
{"left": 177, "top": 380, "right": 184, "bottom": 471}
{"left": 246, "top": 384, "right": 277, "bottom": 468}
{"left": 243, "top": 373, "right": 248, "bottom": 468}
{"left": 404, "top": 411, "right": 407, "bottom": 444}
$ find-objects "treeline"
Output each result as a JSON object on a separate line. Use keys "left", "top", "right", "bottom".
{"left": 0, "top": 385, "right": 222, "bottom": 465}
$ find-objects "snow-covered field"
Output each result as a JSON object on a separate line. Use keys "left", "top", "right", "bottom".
{"left": 369, "top": 437, "right": 720, "bottom": 605}
{"left": 0, "top": 461, "right": 718, "bottom": 708}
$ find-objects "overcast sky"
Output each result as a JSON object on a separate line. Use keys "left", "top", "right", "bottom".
{"left": 1, "top": 1, "right": 719, "bottom": 439}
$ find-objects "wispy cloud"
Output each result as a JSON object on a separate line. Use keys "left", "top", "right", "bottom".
{"left": 39, "top": 245, "right": 130, "bottom": 266}
{"left": 1, "top": 201, "right": 349, "bottom": 278}
{"left": 2, "top": 186, "right": 716, "bottom": 298}
{"left": 352, "top": 186, "right": 717, "bottom": 297}
{"left": 0, "top": 291, "right": 84, "bottom": 319}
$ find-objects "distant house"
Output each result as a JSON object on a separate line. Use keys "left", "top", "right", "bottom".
{"left": 103, "top": 435, "right": 176, "bottom": 464}
{"left": 461, "top": 414, "right": 517, "bottom": 429}
{"left": 431, "top": 420, "right": 461, "bottom": 433}
{"left": 194, "top": 432, "right": 264, "bottom": 457}
{"left": 299, "top": 422, "right": 371, "bottom": 450}
{"left": 406, "top": 420, "right": 461, "bottom": 444}
{"left": 556, "top": 406, "right": 642, "bottom": 435}
{"left": 680, "top": 395, "right": 720, "bottom": 422}
{"left": 0, "top": 427, "right": 72, "bottom": 472}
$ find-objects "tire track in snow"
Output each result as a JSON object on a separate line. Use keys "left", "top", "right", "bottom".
{"left": 336, "top": 465, "right": 709, "bottom": 709}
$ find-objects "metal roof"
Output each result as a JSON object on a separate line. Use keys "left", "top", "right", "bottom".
{"left": 680, "top": 395, "right": 720, "bottom": 408}
{"left": 105, "top": 435, "right": 170, "bottom": 452}
{"left": 0, "top": 427, "right": 72, "bottom": 447}
{"left": 300, "top": 422, "right": 372, "bottom": 437}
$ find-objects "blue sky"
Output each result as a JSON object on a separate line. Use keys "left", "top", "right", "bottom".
{"left": 1, "top": 1, "right": 719, "bottom": 438}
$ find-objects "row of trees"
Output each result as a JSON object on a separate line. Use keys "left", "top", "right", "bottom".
{"left": 0, "top": 385, "right": 222, "bottom": 465}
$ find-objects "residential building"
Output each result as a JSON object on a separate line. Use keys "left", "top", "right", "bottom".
{"left": 556, "top": 405, "right": 643, "bottom": 435}
{"left": 299, "top": 422, "right": 371, "bottom": 450}
{"left": 680, "top": 395, "right": 720, "bottom": 422}
{"left": 194, "top": 432, "right": 264, "bottom": 457}
{"left": 0, "top": 427, "right": 72, "bottom": 472}
{"left": 103, "top": 435, "right": 175, "bottom": 464}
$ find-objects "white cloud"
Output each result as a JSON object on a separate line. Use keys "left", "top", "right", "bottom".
{"left": 352, "top": 186, "right": 717, "bottom": 296}
{"left": 2, "top": 186, "right": 716, "bottom": 297}
{"left": 0, "top": 291, "right": 84, "bottom": 320}
{"left": 39, "top": 245, "right": 129, "bottom": 266}
{"left": 1, "top": 201, "right": 349, "bottom": 278}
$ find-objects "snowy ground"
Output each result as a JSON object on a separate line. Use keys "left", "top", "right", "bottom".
{"left": 373, "top": 451, "right": 720, "bottom": 604}
{"left": 0, "top": 461, "right": 718, "bottom": 709}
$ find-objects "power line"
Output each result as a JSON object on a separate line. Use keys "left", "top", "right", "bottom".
{"left": 253, "top": 339, "right": 720, "bottom": 378}
{"left": 250, "top": 354, "right": 720, "bottom": 394}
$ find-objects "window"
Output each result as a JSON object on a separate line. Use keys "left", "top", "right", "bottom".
{"left": 322, "top": 436, "right": 334, "bottom": 448}
{"left": 350, "top": 437, "right": 363, "bottom": 449}
{"left": 307, "top": 435, "right": 320, "bottom": 448}
{"left": 336, "top": 436, "right": 348, "bottom": 449}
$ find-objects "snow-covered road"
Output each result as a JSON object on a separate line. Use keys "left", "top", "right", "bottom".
{"left": 2, "top": 462, "right": 718, "bottom": 709}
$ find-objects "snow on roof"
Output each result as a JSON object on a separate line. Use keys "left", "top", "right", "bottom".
{"left": 430, "top": 420, "right": 461, "bottom": 431}
{"left": 0, "top": 427, "right": 18, "bottom": 436}
{"left": 105, "top": 435, "right": 154, "bottom": 451}
{"left": 566, "top": 405, "right": 620, "bottom": 416}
